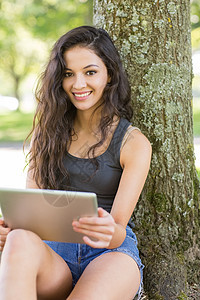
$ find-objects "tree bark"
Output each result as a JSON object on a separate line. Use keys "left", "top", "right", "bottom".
{"left": 93, "top": 1, "right": 200, "bottom": 299}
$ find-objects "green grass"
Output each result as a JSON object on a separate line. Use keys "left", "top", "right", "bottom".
{"left": 0, "top": 110, "right": 34, "bottom": 142}
{"left": 193, "top": 107, "right": 200, "bottom": 136}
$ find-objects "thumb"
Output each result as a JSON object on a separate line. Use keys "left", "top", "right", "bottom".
{"left": 98, "top": 207, "right": 109, "bottom": 218}
{"left": 0, "top": 218, "right": 5, "bottom": 225}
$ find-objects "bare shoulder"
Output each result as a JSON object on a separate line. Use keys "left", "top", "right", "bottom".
{"left": 26, "top": 168, "right": 39, "bottom": 189}
{"left": 120, "top": 125, "right": 152, "bottom": 169}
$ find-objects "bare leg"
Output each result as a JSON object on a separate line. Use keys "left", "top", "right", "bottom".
{"left": 0, "top": 229, "right": 73, "bottom": 300}
{"left": 67, "top": 252, "right": 141, "bottom": 300}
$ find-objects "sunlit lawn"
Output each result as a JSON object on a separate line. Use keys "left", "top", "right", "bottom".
{"left": 0, "top": 110, "right": 34, "bottom": 142}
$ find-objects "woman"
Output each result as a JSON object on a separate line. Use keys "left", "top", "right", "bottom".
{"left": 0, "top": 26, "right": 151, "bottom": 300}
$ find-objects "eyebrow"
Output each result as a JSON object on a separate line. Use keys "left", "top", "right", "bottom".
{"left": 65, "top": 64, "right": 100, "bottom": 71}
{"left": 83, "top": 64, "right": 99, "bottom": 69}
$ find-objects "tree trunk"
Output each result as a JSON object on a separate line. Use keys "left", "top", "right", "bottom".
{"left": 13, "top": 75, "right": 21, "bottom": 103}
{"left": 93, "top": 1, "right": 200, "bottom": 299}
{"left": 9, "top": 61, "right": 22, "bottom": 107}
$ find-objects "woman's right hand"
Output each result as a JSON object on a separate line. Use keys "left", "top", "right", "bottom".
{"left": 0, "top": 219, "right": 11, "bottom": 252}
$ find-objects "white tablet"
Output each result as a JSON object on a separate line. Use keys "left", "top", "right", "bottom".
{"left": 0, "top": 187, "right": 98, "bottom": 243}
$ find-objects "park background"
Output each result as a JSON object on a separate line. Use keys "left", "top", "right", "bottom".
{"left": 0, "top": 0, "right": 199, "bottom": 188}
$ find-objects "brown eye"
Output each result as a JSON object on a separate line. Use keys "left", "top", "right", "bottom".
{"left": 86, "top": 70, "right": 97, "bottom": 76}
{"left": 65, "top": 72, "right": 73, "bottom": 78}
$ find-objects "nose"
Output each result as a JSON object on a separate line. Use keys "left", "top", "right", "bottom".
{"left": 73, "top": 74, "right": 87, "bottom": 89}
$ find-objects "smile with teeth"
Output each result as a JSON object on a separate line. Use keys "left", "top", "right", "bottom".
{"left": 73, "top": 91, "right": 92, "bottom": 98}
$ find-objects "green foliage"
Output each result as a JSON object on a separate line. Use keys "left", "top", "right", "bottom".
{"left": 0, "top": 0, "right": 93, "bottom": 43}
{"left": 21, "top": 0, "right": 93, "bottom": 42}
{"left": 197, "top": 168, "right": 200, "bottom": 180}
{"left": 0, "top": 111, "right": 34, "bottom": 142}
{"left": 191, "top": 0, "right": 200, "bottom": 30}
{"left": 191, "top": 0, "right": 200, "bottom": 48}
{"left": 0, "top": 0, "right": 93, "bottom": 100}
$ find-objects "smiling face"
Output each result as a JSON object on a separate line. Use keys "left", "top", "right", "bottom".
{"left": 62, "top": 46, "right": 110, "bottom": 114}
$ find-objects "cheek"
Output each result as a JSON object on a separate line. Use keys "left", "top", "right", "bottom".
{"left": 96, "top": 76, "right": 108, "bottom": 91}
{"left": 62, "top": 80, "right": 66, "bottom": 90}
{"left": 62, "top": 80, "right": 70, "bottom": 93}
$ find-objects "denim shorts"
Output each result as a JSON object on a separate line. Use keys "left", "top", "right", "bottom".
{"left": 44, "top": 226, "right": 144, "bottom": 299}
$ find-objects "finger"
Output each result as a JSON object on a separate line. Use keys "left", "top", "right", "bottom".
{"left": 82, "top": 236, "right": 110, "bottom": 249}
{"left": 0, "top": 240, "right": 5, "bottom": 247}
{"left": 0, "top": 245, "right": 4, "bottom": 252}
{"left": 73, "top": 226, "right": 113, "bottom": 242}
{"left": 0, "top": 238, "right": 6, "bottom": 251}
{"left": 0, "top": 219, "right": 5, "bottom": 226}
{"left": 77, "top": 208, "right": 111, "bottom": 224}
{"left": 0, "top": 234, "right": 7, "bottom": 242}
{"left": 97, "top": 207, "right": 109, "bottom": 217}
{"left": 0, "top": 219, "right": 10, "bottom": 230}
{"left": 73, "top": 219, "right": 108, "bottom": 228}
{"left": 73, "top": 222, "right": 114, "bottom": 235}
{"left": 77, "top": 215, "right": 114, "bottom": 226}
{"left": 0, "top": 226, "right": 11, "bottom": 234}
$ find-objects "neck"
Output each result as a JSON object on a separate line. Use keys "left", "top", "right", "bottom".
{"left": 74, "top": 110, "right": 101, "bottom": 134}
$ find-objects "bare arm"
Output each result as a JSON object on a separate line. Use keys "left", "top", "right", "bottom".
{"left": 108, "top": 129, "right": 152, "bottom": 248}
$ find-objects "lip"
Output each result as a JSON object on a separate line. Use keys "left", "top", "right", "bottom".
{"left": 72, "top": 91, "right": 92, "bottom": 101}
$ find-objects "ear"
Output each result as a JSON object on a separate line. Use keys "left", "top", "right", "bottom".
{"left": 107, "top": 75, "right": 111, "bottom": 83}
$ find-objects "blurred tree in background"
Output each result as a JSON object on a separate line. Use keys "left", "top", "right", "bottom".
{"left": 0, "top": 0, "right": 92, "bottom": 107}
{"left": 191, "top": 0, "right": 200, "bottom": 49}
{"left": 191, "top": 0, "right": 200, "bottom": 30}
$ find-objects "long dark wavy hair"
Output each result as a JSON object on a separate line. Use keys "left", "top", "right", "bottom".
{"left": 26, "top": 26, "right": 133, "bottom": 189}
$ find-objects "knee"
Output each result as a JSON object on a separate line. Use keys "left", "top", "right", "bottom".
{"left": 4, "top": 229, "right": 42, "bottom": 259}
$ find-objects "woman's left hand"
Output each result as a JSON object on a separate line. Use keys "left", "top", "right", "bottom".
{"left": 72, "top": 207, "right": 115, "bottom": 248}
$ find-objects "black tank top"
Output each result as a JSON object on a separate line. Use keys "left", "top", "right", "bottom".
{"left": 63, "top": 118, "right": 131, "bottom": 212}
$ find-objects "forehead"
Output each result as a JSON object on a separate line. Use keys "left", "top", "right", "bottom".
{"left": 63, "top": 46, "right": 106, "bottom": 68}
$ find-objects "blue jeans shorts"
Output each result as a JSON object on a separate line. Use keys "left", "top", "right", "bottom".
{"left": 44, "top": 226, "right": 144, "bottom": 299}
